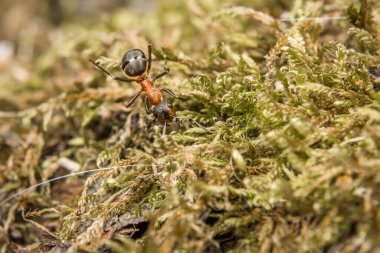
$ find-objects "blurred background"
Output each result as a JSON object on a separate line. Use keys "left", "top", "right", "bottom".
{"left": 0, "top": 0, "right": 292, "bottom": 113}
{"left": 2, "top": 0, "right": 348, "bottom": 114}
{"left": 0, "top": 0, "right": 161, "bottom": 112}
{"left": 0, "top": 0, "right": 157, "bottom": 39}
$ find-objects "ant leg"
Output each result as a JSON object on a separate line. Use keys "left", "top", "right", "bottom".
{"left": 146, "top": 117, "right": 157, "bottom": 132}
{"left": 153, "top": 66, "right": 170, "bottom": 81}
{"left": 160, "top": 88, "right": 185, "bottom": 100}
{"left": 162, "top": 121, "right": 167, "bottom": 135}
{"left": 126, "top": 90, "right": 143, "bottom": 108}
{"left": 175, "top": 116, "right": 213, "bottom": 134}
{"left": 147, "top": 44, "right": 152, "bottom": 72}
{"left": 144, "top": 96, "right": 152, "bottom": 114}
{"left": 89, "top": 59, "right": 135, "bottom": 83}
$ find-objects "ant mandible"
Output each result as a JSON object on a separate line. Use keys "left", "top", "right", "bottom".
{"left": 90, "top": 44, "right": 213, "bottom": 135}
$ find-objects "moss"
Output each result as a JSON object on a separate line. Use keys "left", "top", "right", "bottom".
{"left": 1, "top": 0, "right": 380, "bottom": 252}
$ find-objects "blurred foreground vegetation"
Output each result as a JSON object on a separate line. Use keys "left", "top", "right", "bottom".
{"left": 1, "top": 0, "right": 380, "bottom": 252}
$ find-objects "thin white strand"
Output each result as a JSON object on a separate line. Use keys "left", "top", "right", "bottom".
{"left": 278, "top": 16, "right": 380, "bottom": 22}
{"left": 0, "top": 164, "right": 153, "bottom": 206}
{"left": 278, "top": 16, "right": 348, "bottom": 21}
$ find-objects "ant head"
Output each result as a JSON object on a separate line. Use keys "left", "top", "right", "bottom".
{"left": 121, "top": 49, "right": 147, "bottom": 77}
{"left": 153, "top": 100, "right": 175, "bottom": 122}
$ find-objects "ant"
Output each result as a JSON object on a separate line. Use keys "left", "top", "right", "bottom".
{"left": 90, "top": 44, "right": 179, "bottom": 111}
{"left": 90, "top": 44, "right": 213, "bottom": 135}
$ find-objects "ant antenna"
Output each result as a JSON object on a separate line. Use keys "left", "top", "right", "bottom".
{"left": 89, "top": 59, "right": 136, "bottom": 83}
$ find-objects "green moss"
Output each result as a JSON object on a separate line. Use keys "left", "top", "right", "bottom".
{"left": 1, "top": 0, "right": 380, "bottom": 252}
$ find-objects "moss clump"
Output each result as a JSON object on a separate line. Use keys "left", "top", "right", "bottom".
{"left": 1, "top": 0, "right": 380, "bottom": 252}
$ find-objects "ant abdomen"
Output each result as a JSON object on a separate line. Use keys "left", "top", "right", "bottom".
{"left": 121, "top": 49, "right": 147, "bottom": 77}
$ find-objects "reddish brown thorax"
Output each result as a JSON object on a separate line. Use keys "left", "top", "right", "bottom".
{"left": 140, "top": 79, "right": 163, "bottom": 106}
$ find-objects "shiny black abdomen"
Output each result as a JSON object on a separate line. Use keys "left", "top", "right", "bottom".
{"left": 121, "top": 49, "right": 147, "bottom": 77}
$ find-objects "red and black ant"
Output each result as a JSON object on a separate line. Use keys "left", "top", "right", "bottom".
{"left": 90, "top": 44, "right": 213, "bottom": 135}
